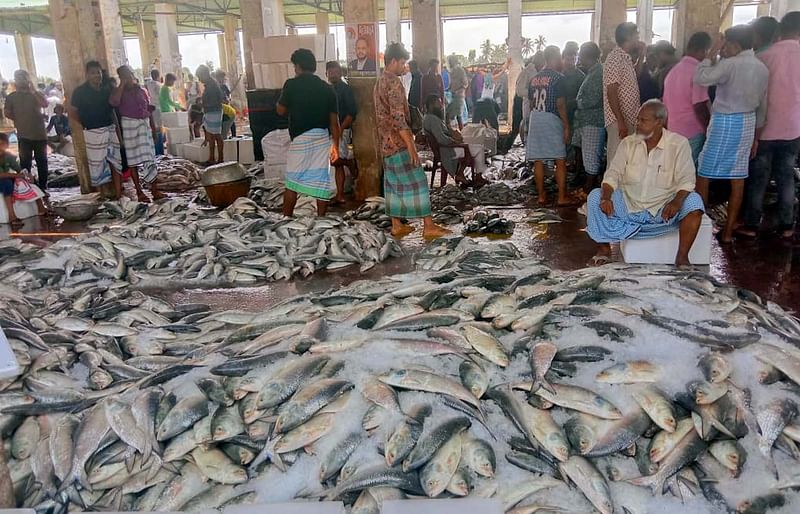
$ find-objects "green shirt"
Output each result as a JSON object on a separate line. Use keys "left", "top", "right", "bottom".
{"left": 575, "top": 63, "right": 605, "bottom": 128}
{"left": 0, "top": 152, "right": 21, "bottom": 174}
{"left": 159, "top": 85, "right": 182, "bottom": 113}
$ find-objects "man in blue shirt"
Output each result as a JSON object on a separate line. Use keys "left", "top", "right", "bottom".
{"left": 525, "top": 45, "right": 571, "bottom": 206}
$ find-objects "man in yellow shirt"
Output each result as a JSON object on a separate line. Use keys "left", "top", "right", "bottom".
{"left": 585, "top": 100, "right": 705, "bottom": 266}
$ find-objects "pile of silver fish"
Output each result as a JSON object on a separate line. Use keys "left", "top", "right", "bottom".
{"left": 431, "top": 184, "right": 472, "bottom": 211}
{"left": 523, "top": 209, "right": 565, "bottom": 225}
{"left": 2, "top": 235, "right": 800, "bottom": 513}
{"left": 247, "top": 179, "right": 285, "bottom": 211}
{"left": 13, "top": 197, "right": 401, "bottom": 287}
{"left": 463, "top": 211, "right": 516, "bottom": 236}
{"left": 474, "top": 183, "right": 524, "bottom": 206}
{"left": 38, "top": 154, "right": 79, "bottom": 189}
{"left": 154, "top": 157, "right": 203, "bottom": 193}
{"left": 414, "top": 236, "right": 522, "bottom": 272}
{"left": 432, "top": 206, "right": 464, "bottom": 226}
{"left": 344, "top": 197, "right": 394, "bottom": 230}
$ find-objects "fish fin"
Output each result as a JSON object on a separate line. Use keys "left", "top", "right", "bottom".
{"left": 623, "top": 443, "right": 637, "bottom": 457}
{"left": 627, "top": 474, "right": 665, "bottom": 495}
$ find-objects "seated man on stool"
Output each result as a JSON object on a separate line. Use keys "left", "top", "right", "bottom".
{"left": 586, "top": 99, "right": 705, "bottom": 266}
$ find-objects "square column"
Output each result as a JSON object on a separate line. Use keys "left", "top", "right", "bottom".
{"left": 223, "top": 14, "right": 247, "bottom": 109}
{"left": 316, "top": 12, "right": 330, "bottom": 35}
{"left": 593, "top": 0, "right": 627, "bottom": 58}
{"left": 637, "top": 0, "right": 654, "bottom": 44}
{"left": 263, "top": 0, "right": 286, "bottom": 37}
{"left": 48, "top": 0, "right": 128, "bottom": 194}
{"left": 507, "top": 0, "right": 523, "bottom": 121}
{"left": 385, "top": 0, "right": 401, "bottom": 44}
{"left": 218, "top": 34, "right": 229, "bottom": 72}
{"left": 137, "top": 20, "right": 160, "bottom": 73}
{"left": 411, "top": 0, "right": 441, "bottom": 68}
{"left": 155, "top": 3, "right": 182, "bottom": 79}
{"left": 13, "top": 33, "right": 37, "bottom": 78}
{"left": 672, "top": 0, "right": 724, "bottom": 53}
{"left": 343, "top": 0, "right": 381, "bottom": 200}
{"left": 240, "top": 0, "right": 265, "bottom": 89}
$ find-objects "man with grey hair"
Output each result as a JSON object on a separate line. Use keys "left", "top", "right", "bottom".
{"left": 586, "top": 99, "right": 705, "bottom": 266}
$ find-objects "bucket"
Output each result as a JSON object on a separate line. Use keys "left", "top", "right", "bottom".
{"left": 204, "top": 177, "right": 252, "bottom": 208}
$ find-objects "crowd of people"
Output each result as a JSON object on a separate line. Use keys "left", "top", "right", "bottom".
{"left": 0, "top": 63, "right": 241, "bottom": 206}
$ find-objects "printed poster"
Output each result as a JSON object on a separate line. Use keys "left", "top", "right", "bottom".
{"left": 345, "top": 23, "right": 378, "bottom": 77}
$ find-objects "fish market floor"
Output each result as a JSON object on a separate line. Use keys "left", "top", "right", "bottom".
{"left": 6, "top": 190, "right": 800, "bottom": 314}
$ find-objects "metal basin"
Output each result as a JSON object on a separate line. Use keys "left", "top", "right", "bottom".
{"left": 201, "top": 161, "right": 247, "bottom": 187}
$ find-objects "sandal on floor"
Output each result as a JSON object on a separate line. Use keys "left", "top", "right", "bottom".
{"left": 715, "top": 232, "right": 733, "bottom": 245}
{"left": 733, "top": 228, "right": 757, "bottom": 240}
{"left": 588, "top": 254, "right": 611, "bottom": 267}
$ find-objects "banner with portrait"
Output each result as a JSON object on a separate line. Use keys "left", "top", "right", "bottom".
{"left": 345, "top": 23, "right": 379, "bottom": 77}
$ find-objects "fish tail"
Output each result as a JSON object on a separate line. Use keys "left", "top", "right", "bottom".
{"left": 627, "top": 473, "right": 665, "bottom": 495}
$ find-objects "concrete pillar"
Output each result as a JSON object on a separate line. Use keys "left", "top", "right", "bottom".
{"left": 137, "top": 20, "right": 159, "bottom": 73}
{"left": 217, "top": 34, "right": 228, "bottom": 72}
{"left": 263, "top": 0, "right": 286, "bottom": 37}
{"left": 594, "top": 0, "right": 627, "bottom": 58}
{"left": 720, "top": 0, "right": 735, "bottom": 32}
{"left": 48, "top": 0, "right": 128, "bottom": 194}
{"left": 223, "top": 15, "right": 247, "bottom": 110}
{"left": 637, "top": 0, "right": 654, "bottom": 44}
{"left": 772, "top": 0, "right": 800, "bottom": 17}
{"left": 316, "top": 12, "right": 329, "bottom": 35}
{"left": 758, "top": 1, "right": 772, "bottom": 17}
{"left": 411, "top": 0, "right": 441, "bottom": 68}
{"left": 507, "top": 0, "right": 522, "bottom": 122}
{"left": 13, "top": 33, "right": 37, "bottom": 78}
{"left": 155, "top": 3, "right": 182, "bottom": 79}
{"left": 672, "top": 0, "right": 724, "bottom": 54}
{"left": 343, "top": 0, "right": 381, "bottom": 200}
{"left": 385, "top": 0, "right": 401, "bottom": 44}
{"left": 240, "top": 0, "right": 265, "bottom": 89}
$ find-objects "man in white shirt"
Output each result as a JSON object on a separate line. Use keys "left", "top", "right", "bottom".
{"left": 586, "top": 99, "right": 705, "bottom": 266}
{"left": 143, "top": 69, "right": 163, "bottom": 155}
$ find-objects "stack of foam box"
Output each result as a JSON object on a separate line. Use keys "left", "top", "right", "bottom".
{"left": 251, "top": 34, "right": 336, "bottom": 89}
{"left": 164, "top": 126, "right": 192, "bottom": 158}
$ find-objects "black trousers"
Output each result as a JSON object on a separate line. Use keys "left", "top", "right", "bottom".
{"left": 19, "top": 138, "right": 48, "bottom": 191}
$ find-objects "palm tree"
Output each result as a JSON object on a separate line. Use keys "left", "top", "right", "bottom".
{"left": 467, "top": 49, "right": 477, "bottom": 64}
{"left": 534, "top": 35, "right": 547, "bottom": 52}
{"left": 521, "top": 37, "right": 534, "bottom": 59}
{"left": 480, "top": 39, "right": 494, "bottom": 63}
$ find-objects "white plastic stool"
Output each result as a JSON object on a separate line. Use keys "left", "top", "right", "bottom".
{"left": 620, "top": 214, "right": 712, "bottom": 265}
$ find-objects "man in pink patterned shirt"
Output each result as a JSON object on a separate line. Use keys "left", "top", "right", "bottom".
{"left": 603, "top": 22, "right": 645, "bottom": 165}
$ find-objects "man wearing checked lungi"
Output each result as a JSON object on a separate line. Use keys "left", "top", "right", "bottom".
{"left": 693, "top": 25, "right": 769, "bottom": 244}
{"left": 525, "top": 45, "right": 572, "bottom": 206}
{"left": 586, "top": 100, "right": 705, "bottom": 267}
{"left": 277, "top": 49, "right": 341, "bottom": 217}
{"left": 374, "top": 43, "right": 450, "bottom": 239}
{"left": 69, "top": 61, "right": 127, "bottom": 200}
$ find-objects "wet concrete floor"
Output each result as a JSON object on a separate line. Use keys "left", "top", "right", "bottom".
{"left": 7, "top": 187, "right": 800, "bottom": 314}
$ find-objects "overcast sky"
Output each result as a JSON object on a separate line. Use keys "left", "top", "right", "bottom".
{"left": 0, "top": 5, "right": 758, "bottom": 82}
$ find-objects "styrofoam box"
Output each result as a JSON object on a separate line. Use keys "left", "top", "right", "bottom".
{"left": 181, "top": 142, "right": 208, "bottom": 163}
{"left": 165, "top": 126, "right": 191, "bottom": 145}
{"left": 252, "top": 34, "right": 336, "bottom": 64}
{"left": 620, "top": 214, "right": 712, "bottom": 265}
{"left": 167, "top": 143, "right": 184, "bottom": 158}
{"left": 0, "top": 327, "right": 22, "bottom": 380}
{"left": 238, "top": 138, "right": 254, "bottom": 165}
{"left": 223, "top": 502, "right": 344, "bottom": 514}
{"left": 223, "top": 139, "right": 239, "bottom": 161}
{"left": 383, "top": 499, "right": 503, "bottom": 514}
{"left": 162, "top": 111, "right": 189, "bottom": 128}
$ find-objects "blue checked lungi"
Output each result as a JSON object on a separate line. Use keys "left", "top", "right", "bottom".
{"left": 203, "top": 109, "right": 223, "bottom": 135}
{"left": 577, "top": 125, "right": 606, "bottom": 176}
{"left": 285, "top": 128, "right": 335, "bottom": 200}
{"left": 586, "top": 189, "right": 705, "bottom": 243}
{"left": 526, "top": 111, "right": 566, "bottom": 161}
{"left": 698, "top": 112, "right": 755, "bottom": 179}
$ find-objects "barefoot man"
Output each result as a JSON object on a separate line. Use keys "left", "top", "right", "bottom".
{"left": 586, "top": 100, "right": 705, "bottom": 266}
{"left": 374, "top": 43, "right": 449, "bottom": 239}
